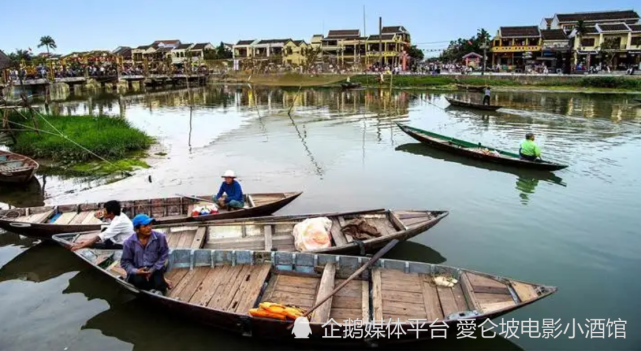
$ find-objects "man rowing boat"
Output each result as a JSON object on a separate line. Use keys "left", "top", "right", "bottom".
{"left": 213, "top": 170, "right": 245, "bottom": 210}
{"left": 519, "top": 133, "right": 542, "bottom": 161}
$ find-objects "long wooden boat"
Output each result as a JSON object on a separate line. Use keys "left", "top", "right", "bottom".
{"left": 52, "top": 241, "right": 557, "bottom": 345}
{"left": 0, "top": 192, "right": 302, "bottom": 239}
{"left": 445, "top": 97, "right": 502, "bottom": 111}
{"left": 60, "top": 208, "right": 449, "bottom": 255}
{"left": 341, "top": 82, "right": 361, "bottom": 90}
{"left": 397, "top": 124, "right": 568, "bottom": 171}
{"left": 0, "top": 150, "right": 39, "bottom": 184}
{"left": 455, "top": 84, "right": 485, "bottom": 92}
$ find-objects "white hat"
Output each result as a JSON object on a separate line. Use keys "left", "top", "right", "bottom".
{"left": 222, "top": 170, "right": 236, "bottom": 178}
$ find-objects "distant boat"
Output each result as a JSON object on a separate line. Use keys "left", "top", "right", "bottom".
{"left": 445, "top": 97, "right": 503, "bottom": 111}
{"left": 51, "top": 241, "right": 558, "bottom": 345}
{"left": 397, "top": 124, "right": 568, "bottom": 171}
{"left": 455, "top": 84, "right": 485, "bottom": 92}
{"left": 0, "top": 150, "right": 39, "bottom": 184}
{"left": 341, "top": 82, "right": 361, "bottom": 90}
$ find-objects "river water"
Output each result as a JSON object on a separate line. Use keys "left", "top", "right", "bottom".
{"left": 1, "top": 86, "right": 640, "bottom": 350}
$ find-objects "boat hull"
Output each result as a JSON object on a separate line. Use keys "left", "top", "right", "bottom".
{"left": 445, "top": 97, "right": 502, "bottom": 111}
{"left": 0, "top": 150, "right": 39, "bottom": 184}
{"left": 0, "top": 192, "right": 303, "bottom": 238}
{"left": 397, "top": 124, "right": 567, "bottom": 171}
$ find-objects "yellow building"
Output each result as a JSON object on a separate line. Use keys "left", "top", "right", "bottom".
{"left": 491, "top": 26, "right": 542, "bottom": 71}
{"left": 573, "top": 23, "right": 641, "bottom": 68}
{"left": 366, "top": 26, "right": 411, "bottom": 67}
{"left": 283, "top": 40, "right": 309, "bottom": 66}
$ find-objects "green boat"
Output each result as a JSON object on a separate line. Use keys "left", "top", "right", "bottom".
{"left": 397, "top": 124, "right": 568, "bottom": 171}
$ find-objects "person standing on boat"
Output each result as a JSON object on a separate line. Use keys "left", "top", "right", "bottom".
{"left": 482, "top": 86, "right": 491, "bottom": 105}
{"left": 121, "top": 214, "right": 170, "bottom": 295}
{"left": 519, "top": 133, "right": 542, "bottom": 161}
{"left": 213, "top": 170, "right": 245, "bottom": 210}
{"left": 71, "top": 200, "right": 133, "bottom": 251}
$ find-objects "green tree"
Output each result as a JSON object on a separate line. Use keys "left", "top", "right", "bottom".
{"left": 598, "top": 37, "right": 621, "bottom": 68}
{"left": 406, "top": 45, "right": 424, "bottom": 61}
{"left": 439, "top": 28, "right": 490, "bottom": 63}
{"left": 215, "top": 42, "right": 232, "bottom": 59}
{"left": 8, "top": 49, "right": 32, "bottom": 67}
{"left": 38, "top": 35, "right": 57, "bottom": 55}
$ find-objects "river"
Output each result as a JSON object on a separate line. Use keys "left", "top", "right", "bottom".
{"left": 1, "top": 86, "right": 640, "bottom": 350}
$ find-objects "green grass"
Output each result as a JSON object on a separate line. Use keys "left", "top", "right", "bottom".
{"left": 350, "top": 74, "right": 641, "bottom": 90}
{"left": 7, "top": 112, "right": 153, "bottom": 163}
{"left": 70, "top": 158, "right": 150, "bottom": 175}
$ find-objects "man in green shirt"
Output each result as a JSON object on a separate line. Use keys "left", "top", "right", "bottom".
{"left": 519, "top": 133, "right": 541, "bottom": 161}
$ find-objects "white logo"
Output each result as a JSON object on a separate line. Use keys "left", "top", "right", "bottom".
{"left": 292, "top": 317, "right": 312, "bottom": 339}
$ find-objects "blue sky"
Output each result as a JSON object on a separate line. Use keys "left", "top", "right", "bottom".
{"left": 0, "top": 0, "right": 638, "bottom": 55}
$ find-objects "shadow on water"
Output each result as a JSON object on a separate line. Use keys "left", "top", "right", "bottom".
{"left": 396, "top": 143, "right": 566, "bottom": 205}
{"left": 0, "top": 242, "right": 81, "bottom": 283}
{"left": 0, "top": 177, "right": 45, "bottom": 208}
{"left": 0, "top": 232, "right": 38, "bottom": 249}
{"left": 385, "top": 240, "right": 447, "bottom": 264}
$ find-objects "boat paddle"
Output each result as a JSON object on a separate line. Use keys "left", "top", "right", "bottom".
{"left": 286, "top": 238, "right": 400, "bottom": 330}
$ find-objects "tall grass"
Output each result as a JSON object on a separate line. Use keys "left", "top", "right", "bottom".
{"left": 7, "top": 112, "right": 153, "bottom": 162}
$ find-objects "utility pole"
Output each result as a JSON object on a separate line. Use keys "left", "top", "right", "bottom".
{"left": 363, "top": 6, "right": 366, "bottom": 36}
{"left": 481, "top": 42, "right": 488, "bottom": 76}
{"left": 379, "top": 17, "right": 383, "bottom": 67}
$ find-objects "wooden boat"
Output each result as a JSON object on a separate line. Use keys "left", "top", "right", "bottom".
{"left": 455, "top": 84, "right": 485, "bottom": 92}
{"left": 60, "top": 208, "right": 449, "bottom": 255}
{"left": 0, "top": 192, "right": 302, "bottom": 239}
{"left": 445, "top": 97, "right": 502, "bottom": 111}
{"left": 341, "top": 82, "right": 361, "bottom": 90}
{"left": 397, "top": 124, "right": 568, "bottom": 171}
{"left": 52, "top": 241, "right": 557, "bottom": 345}
{"left": 0, "top": 150, "right": 39, "bottom": 184}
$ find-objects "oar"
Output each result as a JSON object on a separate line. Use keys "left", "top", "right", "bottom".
{"left": 286, "top": 239, "right": 400, "bottom": 330}
{"left": 175, "top": 194, "right": 214, "bottom": 204}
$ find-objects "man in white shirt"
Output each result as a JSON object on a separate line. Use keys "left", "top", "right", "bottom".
{"left": 483, "top": 87, "right": 491, "bottom": 105}
{"left": 71, "top": 200, "right": 134, "bottom": 251}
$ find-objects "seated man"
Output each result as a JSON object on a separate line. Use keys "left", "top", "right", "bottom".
{"left": 71, "top": 200, "right": 133, "bottom": 251}
{"left": 120, "top": 214, "right": 170, "bottom": 295}
{"left": 519, "top": 132, "right": 542, "bottom": 161}
{"left": 213, "top": 170, "right": 245, "bottom": 210}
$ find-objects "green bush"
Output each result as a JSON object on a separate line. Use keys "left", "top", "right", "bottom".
{"left": 8, "top": 113, "right": 153, "bottom": 162}
{"left": 578, "top": 77, "right": 641, "bottom": 89}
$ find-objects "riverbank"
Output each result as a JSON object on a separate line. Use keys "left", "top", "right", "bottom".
{"left": 4, "top": 112, "right": 154, "bottom": 175}
{"left": 211, "top": 73, "right": 641, "bottom": 93}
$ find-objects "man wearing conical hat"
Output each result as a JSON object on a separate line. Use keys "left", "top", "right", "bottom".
{"left": 213, "top": 170, "right": 245, "bottom": 210}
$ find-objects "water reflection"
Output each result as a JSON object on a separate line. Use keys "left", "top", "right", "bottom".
{"left": 396, "top": 143, "right": 566, "bottom": 205}
{"left": 0, "top": 243, "right": 81, "bottom": 283}
{"left": 385, "top": 240, "right": 447, "bottom": 264}
{"left": 0, "top": 232, "right": 37, "bottom": 249}
{"left": 0, "top": 177, "right": 44, "bottom": 209}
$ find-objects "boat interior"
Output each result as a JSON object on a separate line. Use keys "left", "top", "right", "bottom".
{"left": 0, "top": 193, "right": 292, "bottom": 225}
{"left": 0, "top": 152, "right": 34, "bottom": 173}
{"left": 66, "top": 210, "right": 442, "bottom": 252}
{"left": 75, "top": 248, "right": 555, "bottom": 324}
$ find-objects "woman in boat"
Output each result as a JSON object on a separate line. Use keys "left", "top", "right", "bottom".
{"left": 120, "top": 214, "right": 170, "bottom": 295}
{"left": 519, "top": 133, "right": 542, "bottom": 161}
{"left": 213, "top": 170, "right": 245, "bottom": 210}
{"left": 71, "top": 200, "right": 133, "bottom": 251}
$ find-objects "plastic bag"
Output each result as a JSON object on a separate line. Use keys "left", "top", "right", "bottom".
{"left": 292, "top": 217, "right": 332, "bottom": 251}
{"left": 191, "top": 202, "right": 219, "bottom": 217}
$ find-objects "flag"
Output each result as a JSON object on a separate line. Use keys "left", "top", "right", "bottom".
{"left": 467, "top": 40, "right": 473, "bottom": 46}
{"left": 28, "top": 47, "right": 32, "bottom": 52}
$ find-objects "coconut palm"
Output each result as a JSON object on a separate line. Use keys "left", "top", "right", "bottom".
{"left": 38, "top": 36, "right": 57, "bottom": 55}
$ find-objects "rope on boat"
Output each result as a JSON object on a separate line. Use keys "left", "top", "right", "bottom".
{"left": 287, "top": 85, "right": 303, "bottom": 117}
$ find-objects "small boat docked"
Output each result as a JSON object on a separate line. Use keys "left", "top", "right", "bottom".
{"left": 455, "top": 84, "right": 485, "bottom": 92}
{"left": 52, "top": 241, "right": 557, "bottom": 345}
{"left": 0, "top": 192, "right": 302, "bottom": 238}
{"left": 60, "top": 208, "right": 449, "bottom": 255}
{"left": 397, "top": 124, "right": 568, "bottom": 171}
{"left": 341, "top": 82, "right": 361, "bottom": 90}
{"left": 445, "top": 97, "right": 503, "bottom": 111}
{"left": 0, "top": 150, "right": 39, "bottom": 184}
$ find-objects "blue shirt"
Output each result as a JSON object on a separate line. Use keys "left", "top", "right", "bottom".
{"left": 216, "top": 180, "right": 244, "bottom": 204}
{"left": 120, "top": 230, "right": 169, "bottom": 276}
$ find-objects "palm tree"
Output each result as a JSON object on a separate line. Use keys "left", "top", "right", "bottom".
{"left": 38, "top": 36, "right": 57, "bottom": 55}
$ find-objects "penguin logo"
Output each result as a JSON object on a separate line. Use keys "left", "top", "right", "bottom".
{"left": 292, "top": 317, "right": 312, "bottom": 339}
